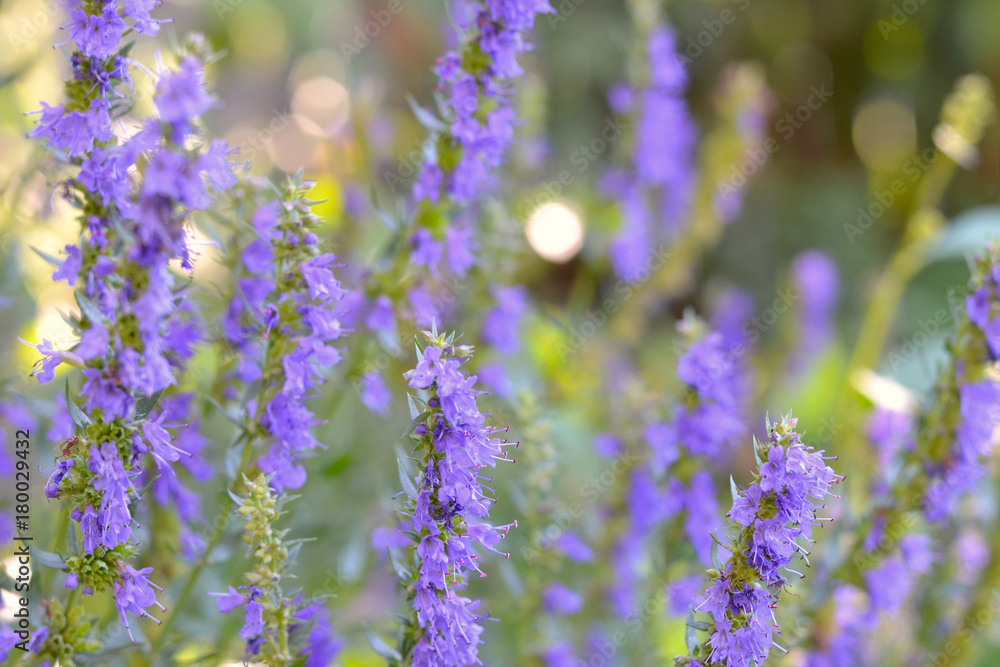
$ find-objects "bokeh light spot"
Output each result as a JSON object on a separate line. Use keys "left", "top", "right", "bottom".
{"left": 525, "top": 202, "right": 584, "bottom": 263}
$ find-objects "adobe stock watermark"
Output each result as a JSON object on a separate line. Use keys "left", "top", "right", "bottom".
{"left": 382, "top": 137, "right": 433, "bottom": 194}
{"left": 575, "top": 589, "right": 669, "bottom": 667}
{"left": 515, "top": 116, "right": 628, "bottom": 225}
{"left": 843, "top": 148, "right": 938, "bottom": 244}
{"left": 2, "top": 1, "right": 60, "bottom": 54}
{"left": 885, "top": 295, "right": 964, "bottom": 373}
{"left": 521, "top": 451, "right": 639, "bottom": 562}
{"left": 677, "top": 0, "right": 755, "bottom": 64}
{"left": 339, "top": 0, "right": 410, "bottom": 62}
{"left": 716, "top": 84, "right": 832, "bottom": 202}
{"left": 924, "top": 589, "right": 1000, "bottom": 667}
{"left": 878, "top": 0, "right": 931, "bottom": 40}
{"left": 556, "top": 244, "right": 669, "bottom": 360}
{"left": 214, "top": 0, "right": 247, "bottom": 19}
{"left": 546, "top": 0, "right": 589, "bottom": 30}
{"left": 232, "top": 108, "right": 298, "bottom": 164}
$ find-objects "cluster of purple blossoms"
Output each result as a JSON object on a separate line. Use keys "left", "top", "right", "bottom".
{"left": 924, "top": 248, "right": 1000, "bottom": 520}
{"left": 864, "top": 406, "right": 914, "bottom": 497}
{"left": 26, "top": 0, "right": 234, "bottom": 645}
{"left": 690, "top": 416, "right": 841, "bottom": 667}
{"left": 145, "top": 393, "right": 213, "bottom": 556}
{"left": 212, "top": 475, "right": 344, "bottom": 664}
{"left": 413, "top": 0, "right": 553, "bottom": 207}
{"left": 608, "top": 326, "right": 747, "bottom": 618}
{"left": 399, "top": 335, "right": 516, "bottom": 665}
{"left": 221, "top": 183, "right": 346, "bottom": 491}
{"left": 605, "top": 23, "right": 698, "bottom": 281}
{"left": 401, "top": 0, "right": 551, "bottom": 280}
{"left": 797, "top": 535, "right": 934, "bottom": 667}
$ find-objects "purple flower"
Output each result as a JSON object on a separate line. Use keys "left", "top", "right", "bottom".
{"left": 481, "top": 285, "right": 528, "bottom": 355}
{"left": 0, "top": 624, "right": 18, "bottom": 661}
{"left": 541, "top": 642, "right": 579, "bottom": 667}
{"left": 360, "top": 371, "right": 391, "bottom": 416}
{"left": 301, "top": 254, "right": 344, "bottom": 301}
{"left": 446, "top": 227, "right": 476, "bottom": 276}
{"left": 89, "top": 442, "right": 136, "bottom": 550}
{"left": 400, "top": 339, "right": 516, "bottom": 663}
{"left": 593, "top": 433, "right": 622, "bottom": 459}
{"left": 406, "top": 0, "right": 551, "bottom": 271}
{"left": 410, "top": 229, "right": 443, "bottom": 274}
{"left": 789, "top": 250, "right": 839, "bottom": 373}
{"left": 303, "top": 610, "right": 345, "bottom": 666}
{"left": 44, "top": 459, "right": 75, "bottom": 499}
{"left": 543, "top": 583, "right": 583, "bottom": 615}
{"left": 692, "top": 416, "right": 841, "bottom": 665}
{"left": 556, "top": 531, "right": 594, "bottom": 562}
{"left": 53, "top": 245, "right": 82, "bottom": 285}
{"left": 113, "top": 564, "right": 165, "bottom": 642}
{"left": 607, "top": 22, "right": 697, "bottom": 279}
{"left": 28, "top": 624, "right": 50, "bottom": 653}
{"left": 241, "top": 590, "right": 265, "bottom": 639}
{"left": 65, "top": 7, "right": 127, "bottom": 59}
{"left": 366, "top": 295, "right": 397, "bottom": 339}
{"left": 155, "top": 56, "right": 212, "bottom": 124}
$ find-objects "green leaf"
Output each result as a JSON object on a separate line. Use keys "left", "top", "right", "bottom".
{"left": 65, "top": 381, "right": 92, "bottom": 427}
{"left": 29, "top": 245, "right": 63, "bottom": 267}
{"left": 30, "top": 546, "right": 68, "bottom": 570}
{"left": 365, "top": 625, "right": 402, "bottom": 661}
{"left": 74, "top": 291, "right": 110, "bottom": 327}
{"left": 387, "top": 547, "right": 411, "bottom": 581}
{"left": 225, "top": 444, "right": 245, "bottom": 481}
{"left": 685, "top": 609, "right": 700, "bottom": 653}
{"left": 686, "top": 620, "right": 711, "bottom": 631}
{"left": 134, "top": 388, "right": 165, "bottom": 421}
{"left": 205, "top": 396, "right": 243, "bottom": 426}
{"left": 407, "top": 394, "right": 420, "bottom": 421}
{"left": 398, "top": 458, "right": 418, "bottom": 500}
{"left": 322, "top": 453, "right": 353, "bottom": 477}
{"left": 131, "top": 475, "right": 160, "bottom": 505}
{"left": 925, "top": 205, "right": 1000, "bottom": 264}
{"left": 710, "top": 539, "right": 723, "bottom": 571}
{"left": 402, "top": 411, "right": 430, "bottom": 438}
{"left": 730, "top": 475, "right": 740, "bottom": 503}
{"left": 406, "top": 95, "right": 447, "bottom": 132}
{"left": 67, "top": 521, "right": 79, "bottom": 554}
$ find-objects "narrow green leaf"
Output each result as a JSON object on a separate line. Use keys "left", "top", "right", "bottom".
{"left": 74, "top": 291, "right": 110, "bottom": 327}
{"left": 685, "top": 609, "right": 700, "bottom": 653}
{"left": 398, "top": 458, "right": 418, "bottom": 500}
{"left": 29, "top": 245, "right": 63, "bottom": 267}
{"left": 387, "top": 547, "right": 411, "bottom": 581}
{"left": 710, "top": 539, "right": 722, "bottom": 571}
{"left": 402, "top": 411, "right": 430, "bottom": 438}
{"left": 65, "top": 381, "right": 92, "bottom": 427}
{"left": 406, "top": 95, "right": 447, "bottom": 132}
{"left": 365, "top": 625, "right": 402, "bottom": 661}
{"left": 205, "top": 396, "right": 243, "bottom": 426}
{"left": 30, "top": 545, "right": 68, "bottom": 570}
{"left": 134, "top": 388, "right": 165, "bottom": 421}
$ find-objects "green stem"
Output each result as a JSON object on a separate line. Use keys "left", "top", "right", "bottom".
{"left": 832, "top": 154, "right": 956, "bottom": 493}
{"left": 150, "top": 435, "right": 253, "bottom": 653}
